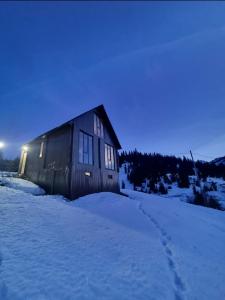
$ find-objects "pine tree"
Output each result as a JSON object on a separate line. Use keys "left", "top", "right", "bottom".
{"left": 177, "top": 168, "right": 190, "bottom": 188}
{"left": 121, "top": 180, "right": 125, "bottom": 189}
{"left": 158, "top": 182, "right": 168, "bottom": 194}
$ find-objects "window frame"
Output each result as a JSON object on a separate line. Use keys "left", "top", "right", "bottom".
{"left": 79, "top": 131, "right": 94, "bottom": 165}
{"left": 94, "top": 114, "right": 104, "bottom": 138}
{"left": 104, "top": 143, "right": 115, "bottom": 170}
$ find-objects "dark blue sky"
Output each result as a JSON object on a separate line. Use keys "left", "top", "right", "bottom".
{"left": 1, "top": 1, "right": 225, "bottom": 160}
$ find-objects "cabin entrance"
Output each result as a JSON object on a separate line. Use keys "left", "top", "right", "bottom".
{"left": 20, "top": 150, "right": 27, "bottom": 175}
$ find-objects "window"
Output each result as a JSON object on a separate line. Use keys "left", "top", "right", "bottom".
{"left": 94, "top": 114, "right": 104, "bottom": 138}
{"left": 39, "top": 141, "right": 44, "bottom": 158}
{"left": 79, "top": 131, "right": 93, "bottom": 165}
{"left": 105, "top": 144, "right": 115, "bottom": 170}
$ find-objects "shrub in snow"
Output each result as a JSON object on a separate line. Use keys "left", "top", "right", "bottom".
{"left": 121, "top": 180, "right": 125, "bottom": 189}
{"left": 199, "top": 172, "right": 207, "bottom": 182}
{"left": 195, "top": 179, "right": 201, "bottom": 187}
{"left": 177, "top": 170, "right": 190, "bottom": 188}
{"left": 192, "top": 188, "right": 205, "bottom": 206}
{"left": 210, "top": 182, "right": 217, "bottom": 191}
{"left": 207, "top": 196, "right": 222, "bottom": 210}
{"left": 170, "top": 174, "right": 177, "bottom": 183}
{"left": 0, "top": 180, "right": 5, "bottom": 186}
{"left": 163, "top": 175, "right": 172, "bottom": 184}
{"left": 149, "top": 178, "right": 158, "bottom": 194}
{"left": 158, "top": 182, "right": 168, "bottom": 195}
{"left": 203, "top": 184, "right": 210, "bottom": 193}
{"left": 191, "top": 185, "right": 223, "bottom": 211}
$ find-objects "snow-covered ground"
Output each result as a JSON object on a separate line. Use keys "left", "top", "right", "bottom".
{"left": 0, "top": 175, "right": 45, "bottom": 195}
{"left": 0, "top": 176, "right": 225, "bottom": 299}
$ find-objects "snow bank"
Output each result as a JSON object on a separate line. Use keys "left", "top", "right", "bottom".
{"left": 0, "top": 176, "right": 45, "bottom": 195}
{"left": 0, "top": 184, "right": 225, "bottom": 299}
{"left": 119, "top": 163, "right": 134, "bottom": 190}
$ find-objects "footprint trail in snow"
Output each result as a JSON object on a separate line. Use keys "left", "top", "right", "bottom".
{"left": 137, "top": 201, "right": 187, "bottom": 300}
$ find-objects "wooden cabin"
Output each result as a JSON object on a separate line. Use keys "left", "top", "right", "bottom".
{"left": 18, "top": 105, "right": 122, "bottom": 199}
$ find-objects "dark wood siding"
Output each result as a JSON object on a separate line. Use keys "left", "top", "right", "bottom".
{"left": 70, "top": 111, "right": 119, "bottom": 199}
{"left": 24, "top": 125, "right": 72, "bottom": 197}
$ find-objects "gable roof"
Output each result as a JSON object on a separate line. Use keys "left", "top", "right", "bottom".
{"left": 93, "top": 105, "right": 121, "bottom": 149}
{"left": 27, "top": 105, "right": 121, "bottom": 149}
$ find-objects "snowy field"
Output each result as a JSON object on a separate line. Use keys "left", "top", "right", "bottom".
{"left": 0, "top": 177, "right": 225, "bottom": 299}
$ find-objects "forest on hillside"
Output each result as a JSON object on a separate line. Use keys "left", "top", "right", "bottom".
{"left": 119, "top": 150, "right": 225, "bottom": 187}
{"left": 0, "top": 151, "right": 20, "bottom": 172}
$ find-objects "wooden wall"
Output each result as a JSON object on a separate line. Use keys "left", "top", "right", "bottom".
{"left": 24, "top": 125, "right": 72, "bottom": 197}
{"left": 70, "top": 110, "right": 120, "bottom": 199}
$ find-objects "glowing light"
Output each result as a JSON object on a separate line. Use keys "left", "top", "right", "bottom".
{"left": 84, "top": 171, "right": 91, "bottom": 177}
{"left": 22, "top": 145, "right": 29, "bottom": 152}
{"left": 0, "top": 142, "right": 5, "bottom": 149}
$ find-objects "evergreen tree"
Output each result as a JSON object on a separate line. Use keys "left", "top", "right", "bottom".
{"left": 158, "top": 182, "right": 168, "bottom": 194}
{"left": 149, "top": 178, "right": 158, "bottom": 193}
{"left": 177, "top": 169, "right": 190, "bottom": 188}
{"left": 121, "top": 180, "right": 125, "bottom": 189}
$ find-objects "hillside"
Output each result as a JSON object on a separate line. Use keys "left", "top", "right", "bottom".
{"left": 119, "top": 162, "right": 225, "bottom": 210}
{"left": 0, "top": 175, "right": 225, "bottom": 299}
{"left": 212, "top": 156, "right": 225, "bottom": 166}
{"left": 119, "top": 151, "right": 225, "bottom": 182}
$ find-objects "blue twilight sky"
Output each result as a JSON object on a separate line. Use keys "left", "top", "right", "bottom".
{"left": 0, "top": 1, "right": 225, "bottom": 160}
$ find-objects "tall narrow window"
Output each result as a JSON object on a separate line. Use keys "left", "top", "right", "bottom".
{"left": 105, "top": 144, "right": 115, "bottom": 170}
{"left": 79, "top": 131, "right": 93, "bottom": 165}
{"left": 39, "top": 141, "right": 44, "bottom": 158}
{"left": 94, "top": 114, "right": 104, "bottom": 138}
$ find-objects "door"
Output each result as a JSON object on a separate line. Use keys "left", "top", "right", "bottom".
{"left": 20, "top": 151, "right": 27, "bottom": 175}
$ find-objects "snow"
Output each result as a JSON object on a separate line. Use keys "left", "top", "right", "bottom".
{"left": 125, "top": 190, "right": 225, "bottom": 300}
{"left": 0, "top": 173, "right": 45, "bottom": 196}
{"left": 119, "top": 163, "right": 133, "bottom": 190}
{"left": 0, "top": 177, "right": 225, "bottom": 299}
